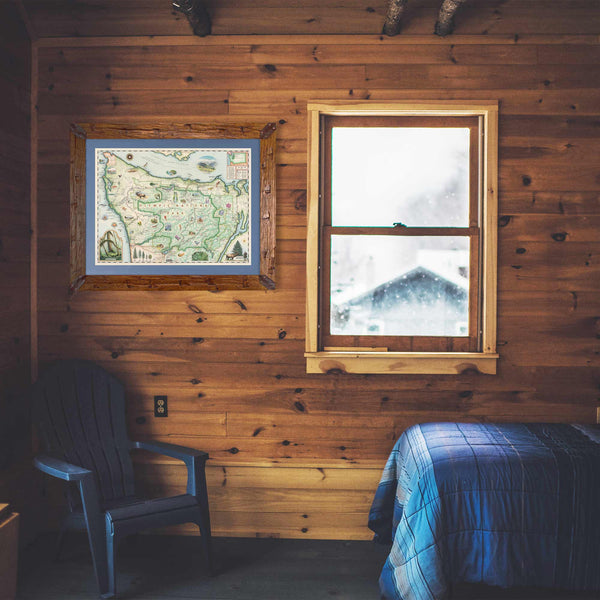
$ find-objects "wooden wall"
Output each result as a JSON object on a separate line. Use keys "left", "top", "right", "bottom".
{"left": 32, "top": 5, "right": 600, "bottom": 539}
{"left": 21, "top": 0, "right": 600, "bottom": 37}
{"left": 0, "top": 0, "right": 33, "bottom": 531}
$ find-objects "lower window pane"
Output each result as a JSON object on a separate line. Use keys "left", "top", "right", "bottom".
{"left": 330, "top": 236, "right": 470, "bottom": 337}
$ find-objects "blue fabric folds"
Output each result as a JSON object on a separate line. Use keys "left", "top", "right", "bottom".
{"left": 368, "top": 422, "right": 600, "bottom": 600}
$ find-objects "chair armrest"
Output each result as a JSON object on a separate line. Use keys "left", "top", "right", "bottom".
{"left": 131, "top": 441, "right": 209, "bottom": 498}
{"left": 34, "top": 454, "right": 93, "bottom": 482}
{"left": 35, "top": 454, "right": 107, "bottom": 590}
{"left": 131, "top": 440, "right": 208, "bottom": 462}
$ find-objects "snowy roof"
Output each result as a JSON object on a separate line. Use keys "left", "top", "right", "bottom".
{"left": 340, "top": 265, "right": 468, "bottom": 308}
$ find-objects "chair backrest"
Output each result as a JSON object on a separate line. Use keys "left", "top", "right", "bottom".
{"left": 32, "top": 360, "right": 135, "bottom": 503}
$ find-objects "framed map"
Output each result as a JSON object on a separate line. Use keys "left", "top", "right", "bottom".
{"left": 70, "top": 123, "right": 276, "bottom": 292}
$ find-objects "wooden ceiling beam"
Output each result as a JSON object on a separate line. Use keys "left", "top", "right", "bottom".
{"left": 172, "top": 0, "right": 211, "bottom": 37}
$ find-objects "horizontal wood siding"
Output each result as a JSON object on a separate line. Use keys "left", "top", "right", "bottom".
{"left": 0, "top": 2, "right": 31, "bottom": 471}
{"left": 0, "top": 0, "right": 36, "bottom": 541}
{"left": 22, "top": 0, "right": 600, "bottom": 37}
{"left": 35, "top": 26, "right": 600, "bottom": 540}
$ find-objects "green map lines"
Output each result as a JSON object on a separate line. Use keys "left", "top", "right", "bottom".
{"left": 95, "top": 147, "right": 251, "bottom": 266}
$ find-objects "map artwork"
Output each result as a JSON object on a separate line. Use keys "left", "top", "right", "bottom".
{"left": 95, "top": 146, "right": 252, "bottom": 267}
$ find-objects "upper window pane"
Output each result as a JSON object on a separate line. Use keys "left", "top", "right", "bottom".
{"left": 331, "top": 127, "right": 470, "bottom": 228}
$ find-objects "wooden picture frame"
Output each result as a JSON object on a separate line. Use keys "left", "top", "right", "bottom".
{"left": 70, "top": 122, "right": 276, "bottom": 293}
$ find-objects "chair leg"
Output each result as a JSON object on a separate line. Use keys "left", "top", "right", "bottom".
{"left": 54, "top": 522, "right": 68, "bottom": 561}
{"left": 105, "top": 530, "right": 118, "bottom": 599}
{"left": 196, "top": 501, "right": 213, "bottom": 576}
{"left": 192, "top": 461, "right": 214, "bottom": 575}
{"left": 79, "top": 480, "right": 111, "bottom": 598}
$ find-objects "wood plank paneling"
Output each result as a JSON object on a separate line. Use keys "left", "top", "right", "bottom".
{"left": 32, "top": 19, "right": 600, "bottom": 539}
{"left": 21, "top": 0, "right": 600, "bottom": 38}
{"left": 0, "top": 2, "right": 31, "bottom": 467}
{"left": 0, "top": 0, "right": 39, "bottom": 546}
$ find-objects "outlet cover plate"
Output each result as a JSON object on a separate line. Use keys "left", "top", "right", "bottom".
{"left": 154, "top": 395, "right": 168, "bottom": 417}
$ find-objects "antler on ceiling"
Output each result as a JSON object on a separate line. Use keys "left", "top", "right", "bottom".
{"left": 383, "top": 0, "right": 468, "bottom": 37}
{"left": 173, "top": 0, "right": 467, "bottom": 38}
{"left": 173, "top": 0, "right": 211, "bottom": 37}
{"left": 435, "top": 0, "right": 468, "bottom": 36}
{"left": 382, "top": 0, "right": 408, "bottom": 36}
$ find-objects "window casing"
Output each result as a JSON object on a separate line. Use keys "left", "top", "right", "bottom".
{"left": 305, "top": 102, "right": 498, "bottom": 375}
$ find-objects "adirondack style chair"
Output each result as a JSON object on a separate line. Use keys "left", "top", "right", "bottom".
{"left": 32, "top": 360, "right": 212, "bottom": 599}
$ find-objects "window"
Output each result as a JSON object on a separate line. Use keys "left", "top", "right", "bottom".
{"left": 306, "top": 103, "right": 498, "bottom": 374}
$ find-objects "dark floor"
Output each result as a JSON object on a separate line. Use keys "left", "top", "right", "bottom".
{"left": 18, "top": 533, "right": 389, "bottom": 600}
{"left": 17, "top": 533, "right": 600, "bottom": 600}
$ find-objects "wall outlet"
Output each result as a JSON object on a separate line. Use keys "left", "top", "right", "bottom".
{"left": 154, "top": 395, "right": 168, "bottom": 417}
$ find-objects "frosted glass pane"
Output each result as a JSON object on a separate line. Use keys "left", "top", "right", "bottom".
{"left": 331, "top": 128, "right": 470, "bottom": 227}
{"left": 330, "top": 236, "right": 469, "bottom": 337}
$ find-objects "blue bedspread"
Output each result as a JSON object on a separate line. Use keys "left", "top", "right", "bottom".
{"left": 368, "top": 422, "right": 600, "bottom": 600}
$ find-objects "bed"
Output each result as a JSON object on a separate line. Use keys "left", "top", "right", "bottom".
{"left": 368, "top": 422, "right": 600, "bottom": 600}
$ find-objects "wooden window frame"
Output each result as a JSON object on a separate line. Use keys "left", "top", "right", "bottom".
{"left": 321, "top": 115, "right": 480, "bottom": 353}
{"left": 305, "top": 102, "right": 499, "bottom": 375}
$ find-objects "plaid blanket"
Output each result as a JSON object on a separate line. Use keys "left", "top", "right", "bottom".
{"left": 368, "top": 422, "right": 600, "bottom": 600}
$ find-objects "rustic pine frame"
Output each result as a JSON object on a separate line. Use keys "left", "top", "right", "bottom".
{"left": 70, "top": 122, "right": 276, "bottom": 293}
{"left": 305, "top": 102, "right": 499, "bottom": 375}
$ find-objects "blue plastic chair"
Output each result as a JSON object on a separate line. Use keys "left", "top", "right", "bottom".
{"left": 32, "top": 359, "right": 212, "bottom": 598}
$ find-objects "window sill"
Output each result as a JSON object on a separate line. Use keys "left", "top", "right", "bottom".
{"left": 305, "top": 352, "right": 498, "bottom": 375}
